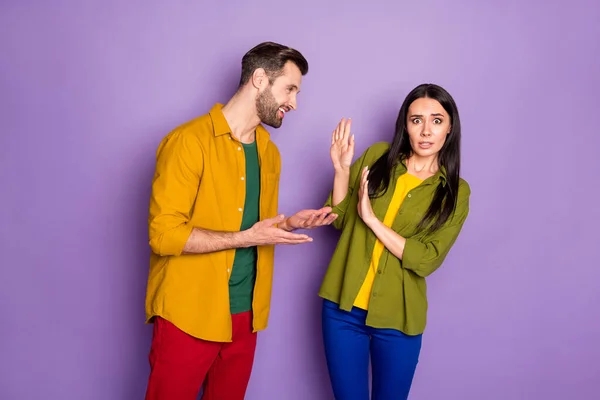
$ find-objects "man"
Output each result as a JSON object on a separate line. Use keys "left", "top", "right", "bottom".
{"left": 144, "top": 42, "right": 336, "bottom": 400}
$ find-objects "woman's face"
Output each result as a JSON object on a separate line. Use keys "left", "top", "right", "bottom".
{"left": 406, "top": 97, "right": 451, "bottom": 159}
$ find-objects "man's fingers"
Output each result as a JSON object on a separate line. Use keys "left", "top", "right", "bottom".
{"left": 280, "top": 240, "right": 312, "bottom": 245}
{"left": 281, "top": 238, "right": 313, "bottom": 245}
{"left": 273, "top": 233, "right": 313, "bottom": 245}
{"left": 318, "top": 206, "right": 333, "bottom": 213}
{"left": 324, "top": 214, "right": 338, "bottom": 224}
{"left": 316, "top": 213, "right": 328, "bottom": 223}
{"left": 300, "top": 213, "right": 317, "bottom": 229}
{"left": 280, "top": 230, "right": 312, "bottom": 241}
{"left": 306, "top": 214, "right": 325, "bottom": 228}
{"left": 310, "top": 212, "right": 338, "bottom": 227}
{"left": 264, "top": 214, "right": 285, "bottom": 226}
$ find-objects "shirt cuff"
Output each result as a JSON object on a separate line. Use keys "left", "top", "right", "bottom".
{"left": 152, "top": 223, "right": 194, "bottom": 256}
{"left": 402, "top": 237, "right": 426, "bottom": 272}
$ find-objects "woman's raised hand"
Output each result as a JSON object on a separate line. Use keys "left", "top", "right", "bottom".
{"left": 330, "top": 118, "right": 355, "bottom": 172}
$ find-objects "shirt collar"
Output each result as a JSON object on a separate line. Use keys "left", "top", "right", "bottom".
{"left": 398, "top": 158, "right": 448, "bottom": 186}
{"left": 208, "top": 103, "right": 271, "bottom": 143}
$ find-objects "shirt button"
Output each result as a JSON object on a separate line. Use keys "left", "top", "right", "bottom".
{"left": 237, "top": 147, "right": 241, "bottom": 151}
{"left": 227, "top": 268, "right": 231, "bottom": 273}
{"left": 241, "top": 177, "right": 245, "bottom": 181}
{"left": 238, "top": 208, "right": 243, "bottom": 212}
{"left": 377, "top": 270, "right": 382, "bottom": 274}
{"left": 407, "top": 194, "right": 412, "bottom": 198}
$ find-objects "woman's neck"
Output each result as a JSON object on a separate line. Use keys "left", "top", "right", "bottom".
{"left": 407, "top": 153, "right": 439, "bottom": 179}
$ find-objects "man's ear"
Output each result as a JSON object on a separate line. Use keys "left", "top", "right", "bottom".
{"left": 251, "top": 68, "right": 268, "bottom": 90}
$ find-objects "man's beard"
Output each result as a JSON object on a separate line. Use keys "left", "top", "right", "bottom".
{"left": 256, "top": 87, "right": 282, "bottom": 128}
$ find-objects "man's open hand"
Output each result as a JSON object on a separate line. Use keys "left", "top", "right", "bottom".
{"left": 246, "top": 215, "right": 314, "bottom": 246}
{"left": 281, "top": 207, "right": 338, "bottom": 231}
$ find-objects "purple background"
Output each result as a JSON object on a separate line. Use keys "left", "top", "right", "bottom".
{"left": 1, "top": 1, "right": 599, "bottom": 399}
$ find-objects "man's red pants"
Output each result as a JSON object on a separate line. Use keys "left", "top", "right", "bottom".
{"left": 145, "top": 311, "right": 257, "bottom": 400}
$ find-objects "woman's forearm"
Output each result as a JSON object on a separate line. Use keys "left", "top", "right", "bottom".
{"left": 365, "top": 217, "right": 407, "bottom": 260}
{"left": 332, "top": 168, "right": 350, "bottom": 206}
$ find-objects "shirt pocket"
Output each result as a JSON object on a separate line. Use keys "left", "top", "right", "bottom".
{"left": 392, "top": 202, "right": 427, "bottom": 237}
{"left": 260, "top": 172, "right": 280, "bottom": 218}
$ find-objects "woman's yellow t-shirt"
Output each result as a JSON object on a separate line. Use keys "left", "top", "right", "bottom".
{"left": 353, "top": 173, "right": 423, "bottom": 310}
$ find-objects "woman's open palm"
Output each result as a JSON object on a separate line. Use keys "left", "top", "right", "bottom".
{"left": 330, "top": 118, "right": 355, "bottom": 171}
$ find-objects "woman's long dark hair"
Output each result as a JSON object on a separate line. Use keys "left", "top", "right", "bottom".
{"left": 368, "top": 83, "right": 461, "bottom": 234}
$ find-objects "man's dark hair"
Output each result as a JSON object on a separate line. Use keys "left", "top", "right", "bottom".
{"left": 239, "top": 41, "right": 308, "bottom": 87}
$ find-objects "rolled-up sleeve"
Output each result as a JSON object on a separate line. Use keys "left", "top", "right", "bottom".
{"left": 402, "top": 185, "right": 470, "bottom": 277}
{"left": 148, "top": 130, "right": 204, "bottom": 256}
{"left": 324, "top": 190, "right": 353, "bottom": 230}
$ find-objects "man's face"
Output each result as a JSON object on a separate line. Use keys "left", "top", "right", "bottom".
{"left": 256, "top": 61, "right": 302, "bottom": 128}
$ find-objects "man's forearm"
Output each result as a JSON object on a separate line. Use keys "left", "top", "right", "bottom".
{"left": 182, "top": 227, "right": 254, "bottom": 254}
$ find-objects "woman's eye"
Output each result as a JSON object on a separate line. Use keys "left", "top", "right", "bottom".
{"left": 433, "top": 118, "right": 442, "bottom": 124}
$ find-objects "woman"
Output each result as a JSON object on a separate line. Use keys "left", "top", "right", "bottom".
{"left": 319, "top": 83, "right": 471, "bottom": 400}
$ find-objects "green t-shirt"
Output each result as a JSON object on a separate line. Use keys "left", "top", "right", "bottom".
{"left": 229, "top": 140, "right": 260, "bottom": 314}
